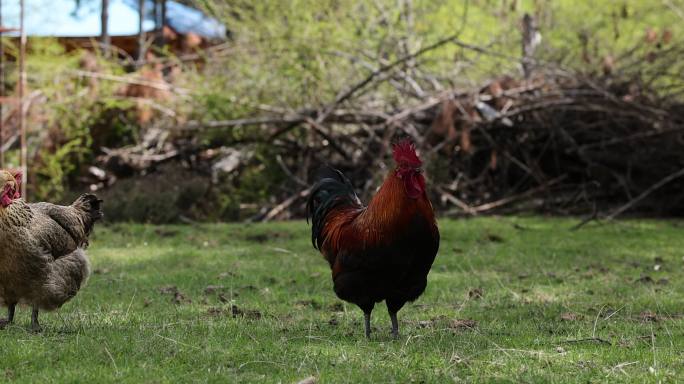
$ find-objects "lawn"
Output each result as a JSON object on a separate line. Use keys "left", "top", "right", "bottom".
{"left": 0, "top": 217, "right": 683, "bottom": 383}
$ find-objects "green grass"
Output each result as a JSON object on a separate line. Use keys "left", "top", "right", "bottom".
{"left": 1, "top": 217, "right": 683, "bottom": 383}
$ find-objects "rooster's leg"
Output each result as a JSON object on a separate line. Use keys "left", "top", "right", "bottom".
{"left": 389, "top": 312, "right": 399, "bottom": 339}
{"left": 7, "top": 303, "right": 15, "bottom": 323}
{"left": 30, "top": 306, "right": 41, "bottom": 333}
{"left": 386, "top": 299, "right": 405, "bottom": 339}
{"left": 358, "top": 302, "right": 375, "bottom": 339}
{"left": 364, "top": 312, "right": 372, "bottom": 339}
{"left": 0, "top": 303, "right": 16, "bottom": 329}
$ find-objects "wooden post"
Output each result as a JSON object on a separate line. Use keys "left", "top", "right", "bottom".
{"left": 137, "top": 0, "right": 145, "bottom": 65}
{"left": 0, "top": 0, "right": 4, "bottom": 169}
{"left": 19, "top": 0, "right": 26, "bottom": 197}
{"left": 101, "top": 0, "right": 110, "bottom": 57}
{"left": 152, "top": 0, "right": 158, "bottom": 35}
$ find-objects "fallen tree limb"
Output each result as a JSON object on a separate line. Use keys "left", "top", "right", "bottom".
{"left": 605, "top": 167, "right": 684, "bottom": 220}
{"left": 261, "top": 188, "right": 312, "bottom": 222}
{"left": 463, "top": 176, "right": 568, "bottom": 214}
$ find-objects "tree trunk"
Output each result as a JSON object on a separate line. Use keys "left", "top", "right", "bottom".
{"left": 521, "top": 13, "right": 540, "bottom": 79}
{"left": 101, "top": 0, "right": 110, "bottom": 57}
{"left": 156, "top": 0, "right": 166, "bottom": 47}
{"left": 0, "top": 0, "right": 4, "bottom": 168}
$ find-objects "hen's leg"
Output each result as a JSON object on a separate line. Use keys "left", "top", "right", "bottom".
{"left": 8, "top": 303, "right": 16, "bottom": 323}
{"left": 0, "top": 303, "right": 16, "bottom": 329}
{"left": 30, "top": 306, "right": 41, "bottom": 333}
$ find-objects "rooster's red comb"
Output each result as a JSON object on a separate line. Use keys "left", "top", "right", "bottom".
{"left": 392, "top": 139, "right": 422, "bottom": 167}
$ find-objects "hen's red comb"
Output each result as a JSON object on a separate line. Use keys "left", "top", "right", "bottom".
{"left": 392, "top": 139, "right": 422, "bottom": 167}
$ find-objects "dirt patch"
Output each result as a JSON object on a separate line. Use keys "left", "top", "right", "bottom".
{"left": 159, "top": 285, "right": 191, "bottom": 304}
{"left": 413, "top": 316, "right": 477, "bottom": 331}
{"left": 450, "top": 319, "right": 477, "bottom": 330}
{"left": 159, "top": 285, "right": 179, "bottom": 295}
{"left": 635, "top": 275, "right": 654, "bottom": 284}
{"left": 204, "top": 285, "right": 225, "bottom": 294}
{"left": 245, "top": 233, "right": 269, "bottom": 243}
{"left": 639, "top": 311, "right": 658, "bottom": 322}
{"left": 296, "top": 376, "right": 317, "bottom": 384}
{"left": 172, "top": 292, "right": 191, "bottom": 304}
{"left": 468, "top": 288, "right": 484, "bottom": 300}
{"left": 244, "top": 231, "right": 292, "bottom": 243}
{"left": 295, "top": 300, "right": 321, "bottom": 310}
{"left": 218, "top": 271, "right": 237, "bottom": 279}
{"left": 202, "top": 285, "right": 233, "bottom": 302}
{"left": 206, "top": 305, "right": 262, "bottom": 320}
{"left": 479, "top": 232, "right": 505, "bottom": 243}
{"left": 154, "top": 228, "right": 179, "bottom": 238}
{"left": 231, "top": 305, "right": 262, "bottom": 320}
{"left": 560, "top": 312, "right": 581, "bottom": 321}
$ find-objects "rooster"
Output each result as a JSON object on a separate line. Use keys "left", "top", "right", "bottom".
{"left": 0, "top": 170, "right": 103, "bottom": 331}
{"left": 307, "top": 139, "right": 439, "bottom": 338}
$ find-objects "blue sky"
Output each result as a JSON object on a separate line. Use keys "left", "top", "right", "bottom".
{"left": 2, "top": 0, "right": 225, "bottom": 38}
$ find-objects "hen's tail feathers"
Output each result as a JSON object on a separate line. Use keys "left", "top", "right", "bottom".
{"left": 38, "top": 249, "right": 90, "bottom": 311}
{"left": 73, "top": 193, "right": 103, "bottom": 238}
{"left": 306, "top": 167, "right": 361, "bottom": 250}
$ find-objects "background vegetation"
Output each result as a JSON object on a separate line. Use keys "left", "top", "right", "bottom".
{"left": 2, "top": 0, "right": 683, "bottom": 221}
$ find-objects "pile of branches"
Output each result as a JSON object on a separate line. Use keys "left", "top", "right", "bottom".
{"left": 95, "top": 35, "right": 684, "bottom": 221}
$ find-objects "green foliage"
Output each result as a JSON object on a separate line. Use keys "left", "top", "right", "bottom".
{"left": 191, "top": 0, "right": 684, "bottom": 123}
{"left": 0, "top": 38, "right": 140, "bottom": 201}
{"left": 1, "top": 218, "right": 683, "bottom": 382}
{"left": 34, "top": 136, "right": 90, "bottom": 200}
{"left": 34, "top": 95, "right": 136, "bottom": 200}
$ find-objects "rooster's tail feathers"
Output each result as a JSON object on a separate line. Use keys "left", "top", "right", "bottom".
{"left": 307, "top": 167, "right": 360, "bottom": 249}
